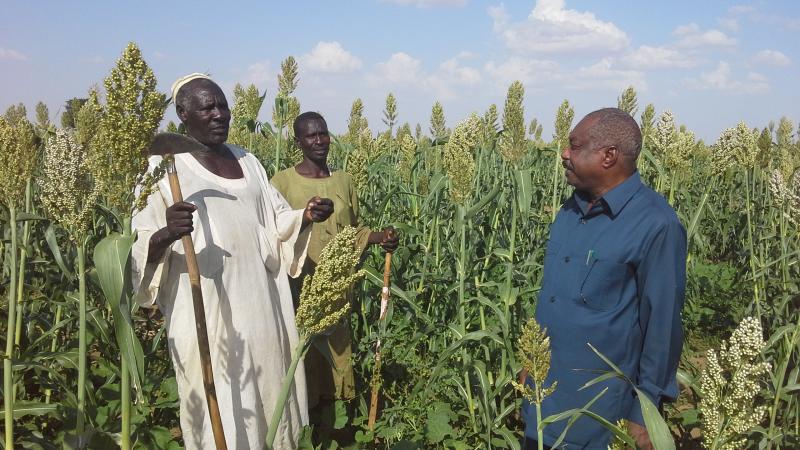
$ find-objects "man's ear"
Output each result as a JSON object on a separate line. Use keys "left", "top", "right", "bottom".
{"left": 602, "top": 145, "right": 619, "bottom": 169}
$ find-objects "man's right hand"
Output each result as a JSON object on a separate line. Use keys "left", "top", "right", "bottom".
{"left": 165, "top": 201, "right": 197, "bottom": 241}
{"left": 148, "top": 202, "right": 196, "bottom": 263}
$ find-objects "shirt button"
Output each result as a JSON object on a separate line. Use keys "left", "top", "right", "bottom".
{"left": 549, "top": 296, "right": 556, "bottom": 303}
{"left": 580, "top": 219, "right": 586, "bottom": 224}
{"left": 564, "top": 256, "right": 570, "bottom": 263}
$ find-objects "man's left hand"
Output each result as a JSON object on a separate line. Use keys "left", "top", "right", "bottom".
{"left": 304, "top": 196, "right": 334, "bottom": 223}
{"left": 628, "top": 422, "right": 653, "bottom": 450}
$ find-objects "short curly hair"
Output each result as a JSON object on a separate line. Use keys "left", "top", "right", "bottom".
{"left": 585, "top": 108, "right": 642, "bottom": 164}
{"left": 293, "top": 111, "right": 326, "bottom": 137}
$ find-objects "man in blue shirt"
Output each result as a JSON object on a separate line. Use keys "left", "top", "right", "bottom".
{"left": 522, "top": 108, "right": 686, "bottom": 449}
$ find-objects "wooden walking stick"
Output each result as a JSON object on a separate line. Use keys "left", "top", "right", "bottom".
{"left": 367, "top": 231, "right": 394, "bottom": 431}
{"left": 150, "top": 133, "right": 228, "bottom": 450}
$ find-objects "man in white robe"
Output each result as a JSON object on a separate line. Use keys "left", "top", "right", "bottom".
{"left": 131, "top": 74, "right": 334, "bottom": 449}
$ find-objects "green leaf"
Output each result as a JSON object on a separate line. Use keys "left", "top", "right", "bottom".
{"left": 494, "top": 427, "right": 521, "bottom": 450}
{"left": 513, "top": 168, "right": 533, "bottom": 217}
{"left": 0, "top": 401, "right": 58, "bottom": 419}
{"left": 634, "top": 388, "right": 676, "bottom": 450}
{"left": 94, "top": 231, "right": 145, "bottom": 403}
{"left": 420, "top": 330, "right": 503, "bottom": 394}
{"left": 45, "top": 223, "right": 74, "bottom": 278}
{"left": 465, "top": 184, "right": 502, "bottom": 220}
{"left": 425, "top": 406, "right": 453, "bottom": 443}
{"left": 333, "top": 399, "right": 348, "bottom": 430}
{"left": 587, "top": 343, "right": 631, "bottom": 384}
{"left": 578, "top": 370, "right": 619, "bottom": 391}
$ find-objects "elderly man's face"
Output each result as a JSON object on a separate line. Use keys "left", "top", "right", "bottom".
{"left": 561, "top": 116, "right": 607, "bottom": 192}
{"left": 178, "top": 82, "right": 231, "bottom": 146}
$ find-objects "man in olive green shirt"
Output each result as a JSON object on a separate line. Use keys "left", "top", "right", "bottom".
{"left": 271, "top": 111, "right": 398, "bottom": 439}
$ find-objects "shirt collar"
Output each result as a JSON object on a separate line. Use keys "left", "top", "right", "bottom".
{"left": 573, "top": 171, "right": 643, "bottom": 218}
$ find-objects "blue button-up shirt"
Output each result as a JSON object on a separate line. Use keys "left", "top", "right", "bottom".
{"left": 523, "top": 172, "right": 686, "bottom": 449}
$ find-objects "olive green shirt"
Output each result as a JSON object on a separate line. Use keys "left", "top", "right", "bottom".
{"left": 271, "top": 168, "right": 371, "bottom": 264}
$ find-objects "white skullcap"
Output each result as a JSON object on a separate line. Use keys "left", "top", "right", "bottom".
{"left": 170, "top": 73, "right": 212, "bottom": 103}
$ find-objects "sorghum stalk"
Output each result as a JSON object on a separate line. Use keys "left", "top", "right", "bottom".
{"left": 4, "top": 206, "right": 18, "bottom": 449}
{"left": 263, "top": 338, "right": 311, "bottom": 450}
{"left": 456, "top": 205, "right": 478, "bottom": 433}
{"left": 76, "top": 238, "right": 87, "bottom": 441}
{"left": 13, "top": 180, "right": 33, "bottom": 349}
{"left": 744, "top": 169, "right": 761, "bottom": 318}
{"left": 44, "top": 304, "right": 63, "bottom": 404}
{"left": 121, "top": 216, "right": 133, "bottom": 450}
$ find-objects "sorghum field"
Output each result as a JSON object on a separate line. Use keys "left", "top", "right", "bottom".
{"left": 1, "top": 42, "right": 798, "bottom": 450}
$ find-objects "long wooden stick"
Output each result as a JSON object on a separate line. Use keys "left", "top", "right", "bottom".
{"left": 165, "top": 155, "right": 228, "bottom": 450}
{"left": 367, "top": 251, "right": 393, "bottom": 430}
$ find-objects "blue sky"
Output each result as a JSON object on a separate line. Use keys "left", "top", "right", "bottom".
{"left": 1, "top": 0, "right": 798, "bottom": 142}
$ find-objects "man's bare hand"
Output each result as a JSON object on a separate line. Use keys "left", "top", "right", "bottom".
{"left": 380, "top": 227, "right": 399, "bottom": 252}
{"left": 628, "top": 422, "right": 653, "bottom": 450}
{"left": 304, "top": 196, "right": 334, "bottom": 223}
{"left": 166, "top": 201, "right": 196, "bottom": 241}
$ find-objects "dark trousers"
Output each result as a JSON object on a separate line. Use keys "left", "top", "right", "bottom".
{"left": 522, "top": 437, "right": 552, "bottom": 450}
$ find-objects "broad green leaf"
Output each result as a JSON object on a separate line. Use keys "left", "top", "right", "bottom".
{"left": 513, "top": 168, "right": 533, "bottom": 217}
{"left": 0, "top": 401, "right": 58, "bottom": 419}
{"left": 45, "top": 223, "right": 74, "bottom": 278}
{"left": 425, "top": 406, "right": 453, "bottom": 443}
{"left": 94, "top": 231, "right": 145, "bottom": 403}
{"left": 333, "top": 399, "right": 348, "bottom": 430}
{"left": 634, "top": 387, "right": 675, "bottom": 450}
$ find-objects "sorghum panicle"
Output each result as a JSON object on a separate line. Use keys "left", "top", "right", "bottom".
{"left": 295, "top": 226, "right": 366, "bottom": 337}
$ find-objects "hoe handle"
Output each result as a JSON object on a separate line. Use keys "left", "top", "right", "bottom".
{"left": 166, "top": 155, "right": 228, "bottom": 450}
{"left": 368, "top": 250, "right": 393, "bottom": 431}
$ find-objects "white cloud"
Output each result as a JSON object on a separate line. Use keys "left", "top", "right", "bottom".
{"left": 717, "top": 17, "right": 739, "bottom": 32}
{"left": 621, "top": 45, "right": 699, "bottom": 69}
{"left": 567, "top": 58, "right": 646, "bottom": 91}
{"left": 489, "top": 0, "right": 628, "bottom": 54}
{"left": 483, "top": 56, "right": 644, "bottom": 93}
{"left": 0, "top": 47, "right": 28, "bottom": 61}
{"left": 369, "top": 52, "right": 423, "bottom": 85}
{"left": 299, "top": 41, "right": 363, "bottom": 73}
{"left": 729, "top": 5, "right": 755, "bottom": 15}
{"left": 383, "top": 0, "right": 466, "bottom": 6}
{"left": 242, "top": 60, "right": 274, "bottom": 87}
{"left": 84, "top": 55, "right": 104, "bottom": 64}
{"left": 484, "top": 57, "right": 559, "bottom": 87}
{"left": 673, "top": 24, "right": 736, "bottom": 47}
{"left": 753, "top": 49, "right": 791, "bottom": 67}
{"left": 367, "top": 52, "right": 483, "bottom": 100}
{"left": 153, "top": 51, "right": 167, "bottom": 60}
{"left": 727, "top": 5, "right": 800, "bottom": 31}
{"left": 687, "top": 61, "right": 768, "bottom": 93}
{"left": 438, "top": 57, "right": 482, "bottom": 85}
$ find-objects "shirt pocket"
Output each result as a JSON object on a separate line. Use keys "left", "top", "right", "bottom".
{"left": 334, "top": 191, "right": 356, "bottom": 227}
{"left": 576, "top": 258, "right": 630, "bottom": 311}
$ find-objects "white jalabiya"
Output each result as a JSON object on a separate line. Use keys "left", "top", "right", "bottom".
{"left": 131, "top": 145, "right": 310, "bottom": 449}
